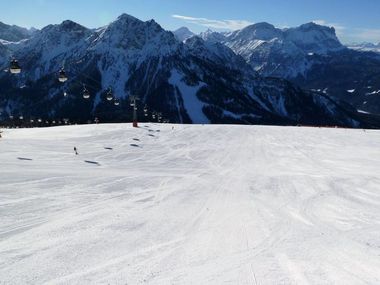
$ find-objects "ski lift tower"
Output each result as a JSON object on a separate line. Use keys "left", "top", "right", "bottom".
{"left": 129, "top": 95, "right": 140, "bottom": 128}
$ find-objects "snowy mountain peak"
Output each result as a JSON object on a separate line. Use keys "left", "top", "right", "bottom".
{"left": 94, "top": 13, "right": 177, "bottom": 54}
{"left": 199, "top": 29, "right": 227, "bottom": 43}
{"left": 297, "top": 22, "right": 336, "bottom": 34}
{"left": 247, "top": 22, "right": 277, "bottom": 30}
{"left": 57, "top": 20, "right": 89, "bottom": 33}
{"left": 115, "top": 13, "right": 142, "bottom": 24}
{"left": 293, "top": 22, "right": 339, "bottom": 40}
{"left": 197, "top": 20, "right": 347, "bottom": 78}
{"left": 173, "top": 27, "right": 195, "bottom": 42}
{"left": 111, "top": 13, "right": 164, "bottom": 31}
{"left": 184, "top": 36, "right": 248, "bottom": 70}
{"left": 175, "top": 27, "right": 193, "bottom": 34}
{"left": 184, "top": 35, "right": 203, "bottom": 46}
{"left": 39, "top": 20, "right": 89, "bottom": 36}
{"left": 284, "top": 22, "right": 342, "bottom": 52}
{"left": 105, "top": 13, "right": 164, "bottom": 36}
{"left": 145, "top": 19, "right": 164, "bottom": 32}
{"left": 230, "top": 22, "right": 282, "bottom": 41}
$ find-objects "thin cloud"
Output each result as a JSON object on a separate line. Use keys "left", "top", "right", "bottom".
{"left": 352, "top": 28, "right": 380, "bottom": 43}
{"left": 172, "top": 14, "right": 253, "bottom": 30}
{"left": 314, "top": 20, "right": 380, "bottom": 43}
{"left": 313, "top": 19, "right": 346, "bottom": 35}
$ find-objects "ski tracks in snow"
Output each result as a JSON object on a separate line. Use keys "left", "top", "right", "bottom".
{"left": 1, "top": 124, "right": 380, "bottom": 284}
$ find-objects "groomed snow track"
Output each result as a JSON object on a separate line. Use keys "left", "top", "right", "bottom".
{"left": 0, "top": 124, "right": 380, "bottom": 284}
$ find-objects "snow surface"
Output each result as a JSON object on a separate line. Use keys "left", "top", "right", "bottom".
{"left": 1, "top": 124, "right": 380, "bottom": 284}
{"left": 366, "top": 90, "right": 380, "bottom": 96}
{"left": 169, "top": 70, "right": 209, "bottom": 124}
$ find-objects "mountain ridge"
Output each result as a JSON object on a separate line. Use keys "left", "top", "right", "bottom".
{"left": 0, "top": 21, "right": 37, "bottom": 42}
{"left": 192, "top": 22, "right": 380, "bottom": 114}
{"left": 0, "top": 14, "right": 376, "bottom": 128}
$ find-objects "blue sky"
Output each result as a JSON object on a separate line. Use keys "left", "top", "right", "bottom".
{"left": 1, "top": 0, "right": 380, "bottom": 43}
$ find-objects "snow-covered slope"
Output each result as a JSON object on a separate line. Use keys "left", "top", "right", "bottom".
{"left": 1, "top": 124, "right": 380, "bottom": 284}
{"left": 200, "top": 29, "right": 228, "bottom": 43}
{"left": 184, "top": 36, "right": 248, "bottom": 70}
{"left": 16, "top": 20, "right": 92, "bottom": 79}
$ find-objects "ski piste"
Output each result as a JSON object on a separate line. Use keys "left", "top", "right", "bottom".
{"left": 0, "top": 123, "right": 379, "bottom": 284}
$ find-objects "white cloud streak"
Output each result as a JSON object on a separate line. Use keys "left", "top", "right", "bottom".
{"left": 312, "top": 19, "right": 346, "bottom": 35}
{"left": 352, "top": 28, "right": 380, "bottom": 43}
{"left": 313, "top": 19, "right": 380, "bottom": 43}
{"left": 172, "top": 14, "right": 253, "bottom": 30}
{"left": 172, "top": 15, "right": 380, "bottom": 43}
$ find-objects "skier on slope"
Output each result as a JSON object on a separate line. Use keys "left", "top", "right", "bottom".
{"left": 74, "top": 147, "right": 78, "bottom": 155}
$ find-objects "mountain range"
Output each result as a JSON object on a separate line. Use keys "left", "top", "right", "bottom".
{"left": 347, "top": 42, "right": 380, "bottom": 53}
{"left": 0, "top": 14, "right": 379, "bottom": 128}
{"left": 175, "top": 23, "right": 380, "bottom": 115}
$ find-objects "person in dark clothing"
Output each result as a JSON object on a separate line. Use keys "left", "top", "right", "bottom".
{"left": 74, "top": 147, "right": 78, "bottom": 155}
